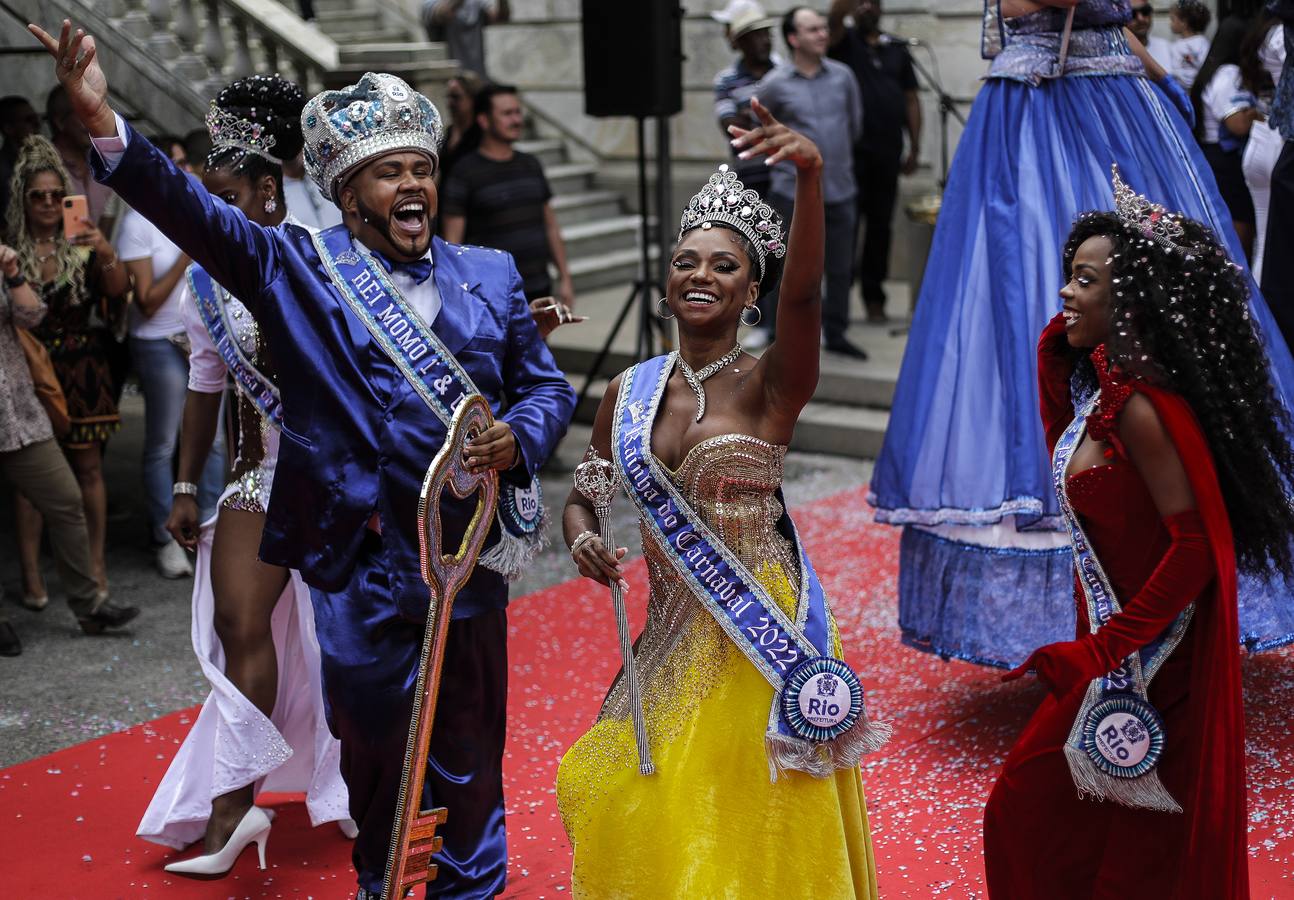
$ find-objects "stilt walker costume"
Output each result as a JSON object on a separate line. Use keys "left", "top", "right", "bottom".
{"left": 87, "top": 73, "right": 577, "bottom": 897}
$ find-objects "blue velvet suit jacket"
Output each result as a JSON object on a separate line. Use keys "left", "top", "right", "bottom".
{"left": 94, "top": 124, "right": 576, "bottom": 620}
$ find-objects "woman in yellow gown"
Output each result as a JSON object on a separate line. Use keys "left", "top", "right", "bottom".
{"left": 558, "top": 100, "right": 885, "bottom": 898}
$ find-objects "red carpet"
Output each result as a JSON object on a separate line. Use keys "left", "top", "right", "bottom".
{"left": 4, "top": 485, "right": 1293, "bottom": 898}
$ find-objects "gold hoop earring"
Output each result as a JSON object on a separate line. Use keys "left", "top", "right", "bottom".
{"left": 656, "top": 297, "right": 675, "bottom": 319}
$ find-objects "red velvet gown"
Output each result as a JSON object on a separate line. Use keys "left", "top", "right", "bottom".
{"left": 982, "top": 317, "right": 1248, "bottom": 899}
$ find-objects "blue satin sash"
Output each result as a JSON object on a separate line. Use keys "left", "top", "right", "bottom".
{"left": 613, "top": 354, "right": 888, "bottom": 777}
{"left": 1053, "top": 395, "right": 1192, "bottom": 811}
{"left": 311, "top": 224, "right": 544, "bottom": 578}
{"left": 188, "top": 265, "right": 281, "bottom": 426}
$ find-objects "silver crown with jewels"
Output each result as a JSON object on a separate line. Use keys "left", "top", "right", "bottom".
{"left": 301, "top": 72, "right": 443, "bottom": 203}
{"left": 1111, "top": 163, "right": 1186, "bottom": 251}
{"left": 678, "top": 164, "right": 786, "bottom": 275}
{"left": 206, "top": 104, "right": 280, "bottom": 162}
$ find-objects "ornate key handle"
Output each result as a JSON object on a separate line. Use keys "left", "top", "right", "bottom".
{"left": 574, "top": 456, "right": 655, "bottom": 775}
{"left": 383, "top": 395, "right": 500, "bottom": 900}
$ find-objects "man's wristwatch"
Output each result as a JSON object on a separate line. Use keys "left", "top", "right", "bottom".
{"left": 3, "top": 272, "right": 26, "bottom": 289}
{"left": 172, "top": 481, "right": 199, "bottom": 497}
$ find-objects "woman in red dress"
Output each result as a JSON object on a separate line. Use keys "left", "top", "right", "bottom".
{"left": 983, "top": 169, "right": 1294, "bottom": 899}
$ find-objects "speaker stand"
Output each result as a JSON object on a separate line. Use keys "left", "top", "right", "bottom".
{"left": 578, "top": 116, "right": 668, "bottom": 407}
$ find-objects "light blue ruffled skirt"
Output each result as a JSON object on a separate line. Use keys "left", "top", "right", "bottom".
{"left": 869, "top": 73, "right": 1294, "bottom": 667}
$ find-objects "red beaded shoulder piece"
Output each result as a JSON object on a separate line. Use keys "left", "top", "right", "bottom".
{"left": 1087, "top": 344, "right": 1135, "bottom": 445}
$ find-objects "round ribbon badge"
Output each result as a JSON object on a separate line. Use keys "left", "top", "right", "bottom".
{"left": 780, "top": 657, "right": 863, "bottom": 743}
{"left": 500, "top": 479, "right": 543, "bottom": 536}
{"left": 1081, "top": 694, "right": 1166, "bottom": 779}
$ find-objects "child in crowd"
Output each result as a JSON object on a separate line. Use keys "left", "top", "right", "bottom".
{"left": 1169, "top": 0, "right": 1213, "bottom": 89}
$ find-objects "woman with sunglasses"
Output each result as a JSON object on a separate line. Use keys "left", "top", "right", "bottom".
{"left": 8, "top": 136, "right": 130, "bottom": 609}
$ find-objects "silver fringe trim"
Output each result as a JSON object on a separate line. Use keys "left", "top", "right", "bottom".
{"left": 1063, "top": 743, "right": 1183, "bottom": 813}
{"left": 765, "top": 706, "right": 892, "bottom": 782}
{"left": 478, "top": 507, "right": 548, "bottom": 581}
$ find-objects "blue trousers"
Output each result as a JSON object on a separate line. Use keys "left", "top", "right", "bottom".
{"left": 130, "top": 336, "right": 225, "bottom": 543}
{"left": 311, "top": 534, "right": 508, "bottom": 897}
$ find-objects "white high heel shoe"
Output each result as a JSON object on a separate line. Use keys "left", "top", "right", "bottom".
{"left": 164, "top": 806, "right": 274, "bottom": 878}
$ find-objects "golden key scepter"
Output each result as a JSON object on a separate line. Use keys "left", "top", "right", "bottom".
{"left": 382, "top": 395, "right": 500, "bottom": 900}
{"left": 574, "top": 457, "right": 655, "bottom": 775}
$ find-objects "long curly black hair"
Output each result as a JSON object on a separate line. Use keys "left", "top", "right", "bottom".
{"left": 1063, "top": 211, "right": 1294, "bottom": 577}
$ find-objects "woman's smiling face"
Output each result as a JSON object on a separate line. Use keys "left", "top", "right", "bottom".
{"left": 665, "top": 226, "right": 759, "bottom": 328}
{"left": 1060, "top": 234, "right": 1115, "bottom": 349}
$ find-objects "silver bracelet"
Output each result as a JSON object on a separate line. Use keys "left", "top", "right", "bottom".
{"left": 569, "top": 530, "right": 598, "bottom": 556}
{"left": 172, "top": 481, "right": 199, "bottom": 497}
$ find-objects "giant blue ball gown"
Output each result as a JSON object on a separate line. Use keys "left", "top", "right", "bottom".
{"left": 869, "top": 0, "right": 1294, "bottom": 667}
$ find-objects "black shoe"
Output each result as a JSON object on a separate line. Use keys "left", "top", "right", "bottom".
{"left": 77, "top": 602, "right": 140, "bottom": 635}
{"left": 0, "top": 622, "right": 21, "bottom": 656}
{"left": 825, "top": 337, "right": 869, "bottom": 360}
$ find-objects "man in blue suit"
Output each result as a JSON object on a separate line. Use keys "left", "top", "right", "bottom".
{"left": 32, "top": 20, "right": 576, "bottom": 899}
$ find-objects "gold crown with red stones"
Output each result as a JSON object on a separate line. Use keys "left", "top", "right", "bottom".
{"left": 679, "top": 164, "right": 785, "bottom": 275}
{"left": 1111, "top": 164, "right": 1186, "bottom": 251}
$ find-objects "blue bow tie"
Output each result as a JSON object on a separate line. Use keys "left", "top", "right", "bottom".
{"left": 372, "top": 250, "right": 433, "bottom": 285}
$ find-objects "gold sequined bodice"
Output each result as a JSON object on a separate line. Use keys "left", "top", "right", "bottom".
{"left": 647, "top": 433, "right": 797, "bottom": 578}
{"left": 601, "top": 434, "right": 798, "bottom": 722}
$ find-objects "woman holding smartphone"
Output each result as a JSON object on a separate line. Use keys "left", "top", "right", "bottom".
{"left": 8, "top": 136, "right": 130, "bottom": 605}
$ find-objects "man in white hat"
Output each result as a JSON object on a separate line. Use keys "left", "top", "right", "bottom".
{"left": 713, "top": 0, "right": 782, "bottom": 201}
{"left": 31, "top": 17, "right": 576, "bottom": 900}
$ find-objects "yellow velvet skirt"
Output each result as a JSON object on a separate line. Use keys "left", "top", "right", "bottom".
{"left": 555, "top": 561, "right": 879, "bottom": 898}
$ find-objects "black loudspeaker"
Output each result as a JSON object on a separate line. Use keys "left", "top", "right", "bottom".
{"left": 581, "top": 0, "right": 684, "bottom": 118}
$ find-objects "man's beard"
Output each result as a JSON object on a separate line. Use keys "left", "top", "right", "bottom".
{"left": 355, "top": 194, "right": 435, "bottom": 258}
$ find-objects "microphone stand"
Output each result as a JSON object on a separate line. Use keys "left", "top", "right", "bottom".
{"left": 905, "top": 42, "right": 967, "bottom": 191}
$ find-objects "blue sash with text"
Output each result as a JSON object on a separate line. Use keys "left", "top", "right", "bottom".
{"left": 613, "top": 354, "right": 888, "bottom": 778}
{"left": 188, "top": 265, "right": 281, "bottom": 426}
{"left": 312, "top": 224, "right": 544, "bottom": 578}
{"left": 1053, "top": 395, "right": 1192, "bottom": 812}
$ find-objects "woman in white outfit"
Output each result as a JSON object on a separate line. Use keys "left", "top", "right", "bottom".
{"left": 1243, "top": 16, "right": 1287, "bottom": 282}
{"left": 137, "top": 75, "right": 352, "bottom": 877}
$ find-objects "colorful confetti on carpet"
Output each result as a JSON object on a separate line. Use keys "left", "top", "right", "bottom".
{"left": 3, "top": 485, "right": 1292, "bottom": 898}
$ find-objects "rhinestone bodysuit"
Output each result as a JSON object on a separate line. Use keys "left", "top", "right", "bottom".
{"left": 219, "top": 295, "right": 277, "bottom": 514}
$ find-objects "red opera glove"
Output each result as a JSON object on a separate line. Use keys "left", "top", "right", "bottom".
{"left": 1003, "top": 638, "right": 1106, "bottom": 697}
{"left": 1004, "top": 511, "right": 1214, "bottom": 697}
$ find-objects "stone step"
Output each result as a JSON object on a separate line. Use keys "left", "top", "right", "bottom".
{"left": 337, "top": 42, "right": 449, "bottom": 67}
{"left": 561, "top": 215, "right": 641, "bottom": 258}
{"left": 516, "top": 138, "right": 566, "bottom": 168}
{"left": 313, "top": 9, "right": 380, "bottom": 30}
{"left": 552, "top": 341, "right": 898, "bottom": 412}
{"left": 324, "top": 27, "right": 413, "bottom": 44}
{"left": 550, "top": 190, "right": 625, "bottom": 226}
{"left": 545, "top": 162, "right": 597, "bottom": 196}
{"left": 566, "top": 378, "right": 888, "bottom": 461}
{"left": 310, "top": 0, "right": 359, "bottom": 12}
{"left": 569, "top": 246, "right": 658, "bottom": 294}
{"left": 792, "top": 402, "right": 889, "bottom": 459}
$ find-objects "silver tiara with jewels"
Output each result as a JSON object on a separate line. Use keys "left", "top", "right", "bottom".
{"left": 1111, "top": 163, "right": 1186, "bottom": 251}
{"left": 206, "top": 104, "right": 280, "bottom": 162}
{"left": 678, "top": 164, "right": 786, "bottom": 276}
{"left": 301, "top": 72, "right": 443, "bottom": 203}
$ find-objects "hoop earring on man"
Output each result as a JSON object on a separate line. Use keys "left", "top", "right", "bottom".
{"left": 740, "top": 304, "right": 762, "bottom": 327}
{"left": 656, "top": 297, "right": 675, "bottom": 319}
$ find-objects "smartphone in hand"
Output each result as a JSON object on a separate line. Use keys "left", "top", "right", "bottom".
{"left": 62, "top": 194, "right": 90, "bottom": 238}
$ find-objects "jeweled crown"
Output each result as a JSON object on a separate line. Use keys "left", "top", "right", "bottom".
{"left": 1111, "top": 164, "right": 1186, "bottom": 251}
{"left": 206, "top": 104, "right": 279, "bottom": 162}
{"left": 678, "top": 164, "right": 786, "bottom": 276}
{"left": 301, "top": 72, "right": 443, "bottom": 203}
